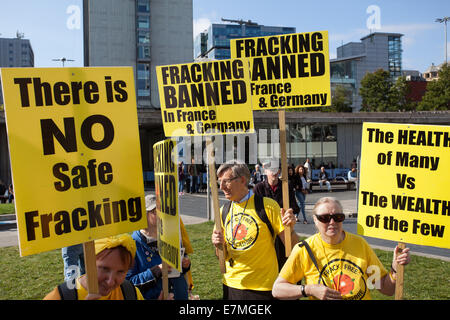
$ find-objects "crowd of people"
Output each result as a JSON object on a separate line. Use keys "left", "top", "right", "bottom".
{"left": 43, "top": 159, "right": 410, "bottom": 301}
{"left": 213, "top": 160, "right": 411, "bottom": 301}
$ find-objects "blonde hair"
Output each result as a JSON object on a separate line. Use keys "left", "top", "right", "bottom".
{"left": 312, "top": 197, "right": 343, "bottom": 215}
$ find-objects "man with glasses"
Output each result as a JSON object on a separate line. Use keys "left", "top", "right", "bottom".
{"left": 272, "top": 197, "right": 411, "bottom": 300}
{"left": 211, "top": 160, "right": 298, "bottom": 300}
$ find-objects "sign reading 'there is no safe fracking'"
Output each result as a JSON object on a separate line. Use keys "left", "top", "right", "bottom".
{"left": 0, "top": 67, "right": 147, "bottom": 256}
{"left": 357, "top": 122, "right": 450, "bottom": 249}
{"left": 230, "top": 30, "right": 331, "bottom": 110}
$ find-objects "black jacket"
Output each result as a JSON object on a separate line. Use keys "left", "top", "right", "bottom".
{"left": 253, "top": 179, "right": 299, "bottom": 215}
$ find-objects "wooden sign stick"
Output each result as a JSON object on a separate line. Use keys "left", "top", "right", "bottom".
{"left": 278, "top": 110, "right": 292, "bottom": 257}
{"left": 206, "top": 136, "right": 227, "bottom": 274}
{"left": 162, "top": 261, "right": 169, "bottom": 300}
{"left": 394, "top": 242, "right": 406, "bottom": 300}
{"left": 82, "top": 241, "right": 99, "bottom": 295}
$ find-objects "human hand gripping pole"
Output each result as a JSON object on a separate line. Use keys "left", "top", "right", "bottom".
{"left": 394, "top": 242, "right": 411, "bottom": 300}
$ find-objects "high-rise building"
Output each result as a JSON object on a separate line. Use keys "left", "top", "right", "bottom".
{"left": 0, "top": 35, "right": 34, "bottom": 183}
{"left": 194, "top": 20, "right": 296, "bottom": 60}
{"left": 83, "top": 0, "right": 193, "bottom": 174}
{"left": 0, "top": 35, "right": 34, "bottom": 104}
{"left": 330, "top": 32, "right": 403, "bottom": 111}
{"left": 84, "top": 0, "right": 193, "bottom": 109}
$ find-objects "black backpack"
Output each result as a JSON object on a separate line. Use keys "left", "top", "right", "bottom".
{"left": 221, "top": 194, "right": 287, "bottom": 271}
{"left": 57, "top": 279, "right": 137, "bottom": 300}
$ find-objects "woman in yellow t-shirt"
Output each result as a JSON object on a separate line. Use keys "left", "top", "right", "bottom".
{"left": 273, "top": 197, "right": 411, "bottom": 300}
{"left": 44, "top": 234, "right": 144, "bottom": 300}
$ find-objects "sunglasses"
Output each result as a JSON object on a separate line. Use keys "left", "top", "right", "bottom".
{"left": 314, "top": 213, "right": 345, "bottom": 223}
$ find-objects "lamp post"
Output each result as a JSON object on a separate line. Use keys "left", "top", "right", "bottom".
{"left": 436, "top": 17, "right": 450, "bottom": 65}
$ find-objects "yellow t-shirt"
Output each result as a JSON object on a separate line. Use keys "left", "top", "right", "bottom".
{"left": 219, "top": 195, "right": 284, "bottom": 291}
{"left": 43, "top": 278, "right": 145, "bottom": 300}
{"left": 279, "top": 232, "right": 388, "bottom": 300}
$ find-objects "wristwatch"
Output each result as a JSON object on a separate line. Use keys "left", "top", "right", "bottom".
{"left": 300, "top": 285, "right": 307, "bottom": 297}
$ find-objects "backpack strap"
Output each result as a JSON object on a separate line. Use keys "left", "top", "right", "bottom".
{"left": 120, "top": 279, "right": 138, "bottom": 300}
{"left": 254, "top": 194, "right": 274, "bottom": 238}
{"left": 298, "top": 240, "right": 321, "bottom": 273}
{"left": 57, "top": 281, "right": 78, "bottom": 300}
{"left": 221, "top": 201, "right": 232, "bottom": 227}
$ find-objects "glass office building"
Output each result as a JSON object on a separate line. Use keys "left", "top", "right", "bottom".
{"left": 194, "top": 22, "right": 296, "bottom": 60}
{"left": 330, "top": 32, "right": 403, "bottom": 111}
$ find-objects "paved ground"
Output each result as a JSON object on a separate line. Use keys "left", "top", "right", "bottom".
{"left": 1, "top": 187, "right": 449, "bottom": 261}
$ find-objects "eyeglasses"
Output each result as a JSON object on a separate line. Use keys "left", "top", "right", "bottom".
{"left": 314, "top": 213, "right": 345, "bottom": 223}
{"left": 218, "top": 176, "right": 239, "bottom": 186}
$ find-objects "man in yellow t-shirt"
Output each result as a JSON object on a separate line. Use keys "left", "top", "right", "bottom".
{"left": 211, "top": 161, "right": 298, "bottom": 300}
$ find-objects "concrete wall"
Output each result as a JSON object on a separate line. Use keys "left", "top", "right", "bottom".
{"left": 88, "top": 0, "right": 136, "bottom": 68}
{"left": 150, "top": 0, "right": 193, "bottom": 108}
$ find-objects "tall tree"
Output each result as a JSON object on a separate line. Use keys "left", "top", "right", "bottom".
{"left": 330, "top": 85, "right": 353, "bottom": 112}
{"left": 359, "top": 69, "right": 392, "bottom": 111}
{"left": 418, "top": 64, "right": 450, "bottom": 110}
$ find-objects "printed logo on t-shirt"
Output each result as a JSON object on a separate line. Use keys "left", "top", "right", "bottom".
{"left": 318, "top": 259, "right": 368, "bottom": 300}
{"left": 225, "top": 213, "right": 259, "bottom": 250}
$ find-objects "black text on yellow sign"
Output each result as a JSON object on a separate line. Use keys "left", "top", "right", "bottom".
{"left": 357, "top": 123, "right": 450, "bottom": 249}
{"left": 156, "top": 58, "right": 254, "bottom": 137}
{"left": 0, "top": 67, "right": 146, "bottom": 256}
{"left": 230, "top": 31, "right": 331, "bottom": 110}
{"left": 153, "top": 138, "right": 182, "bottom": 271}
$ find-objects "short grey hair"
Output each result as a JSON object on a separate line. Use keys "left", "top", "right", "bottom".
{"left": 217, "top": 160, "right": 251, "bottom": 184}
{"left": 312, "top": 197, "right": 343, "bottom": 214}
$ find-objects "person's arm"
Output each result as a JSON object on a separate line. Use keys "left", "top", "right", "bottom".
{"left": 273, "top": 276, "right": 342, "bottom": 300}
{"left": 272, "top": 276, "right": 303, "bottom": 300}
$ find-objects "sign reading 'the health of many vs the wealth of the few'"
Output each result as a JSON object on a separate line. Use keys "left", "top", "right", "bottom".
{"left": 358, "top": 122, "right": 450, "bottom": 249}
{"left": 0, "top": 67, "right": 147, "bottom": 256}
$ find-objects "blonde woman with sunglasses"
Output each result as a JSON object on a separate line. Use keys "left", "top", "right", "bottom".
{"left": 272, "top": 197, "right": 410, "bottom": 300}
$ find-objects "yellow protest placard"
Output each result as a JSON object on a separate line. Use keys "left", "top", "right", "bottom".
{"left": 153, "top": 138, "right": 182, "bottom": 271}
{"left": 230, "top": 31, "right": 331, "bottom": 110}
{"left": 0, "top": 67, "right": 146, "bottom": 256}
{"left": 156, "top": 58, "right": 254, "bottom": 137}
{"left": 357, "top": 122, "right": 450, "bottom": 249}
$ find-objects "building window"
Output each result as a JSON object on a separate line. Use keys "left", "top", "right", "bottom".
{"left": 137, "top": 63, "right": 150, "bottom": 98}
{"left": 388, "top": 36, "right": 402, "bottom": 78}
{"left": 137, "top": 15, "right": 150, "bottom": 29}
{"left": 137, "top": 0, "right": 150, "bottom": 13}
{"left": 138, "top": 31, "right": 150, "bottom": 44}
{"left": 138, "top": 45, "right": 150, "bottom": 60}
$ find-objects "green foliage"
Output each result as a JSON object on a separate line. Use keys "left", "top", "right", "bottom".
{"left": 359, "top": 69, "right": 419, "bottom": 112}
{"left": 360, "top": 69, "right": 392, "bottom": 111}
{"left": 329, "top": 85, "right": 353, "bottom": 112}
{"left": 418, "top": 64, "right": 450, "bottom": 110}
{"left": 0, "top": 203, "right": 15, "bottom": 215}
